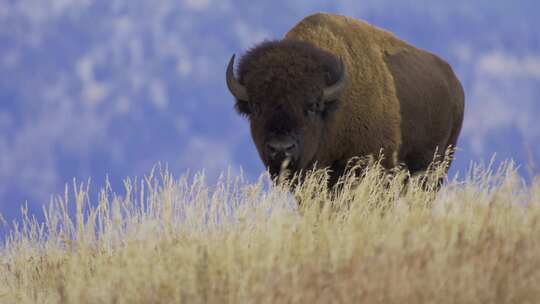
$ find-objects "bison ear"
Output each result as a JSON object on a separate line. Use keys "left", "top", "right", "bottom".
{"left": 235, "top": 100, "right": 252, "bottom": 116}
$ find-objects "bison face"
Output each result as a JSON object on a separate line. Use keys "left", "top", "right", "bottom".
{"left": 247, "top": 93, "right": 327, "bottom": 179}
{"left": 226, "top": 53, "right": 347, "bottom": 179}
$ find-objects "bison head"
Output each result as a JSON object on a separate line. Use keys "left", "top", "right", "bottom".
{"left": 226, "top": 41, "right": 347, "bottom": 179}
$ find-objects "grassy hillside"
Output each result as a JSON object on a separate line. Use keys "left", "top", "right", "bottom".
{"left": 1, "top": 161, "right": 539, "bottom": 303}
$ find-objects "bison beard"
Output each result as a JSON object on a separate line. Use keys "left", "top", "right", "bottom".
{"left": 226, "top": 13, "right": 465, "bottom": 189}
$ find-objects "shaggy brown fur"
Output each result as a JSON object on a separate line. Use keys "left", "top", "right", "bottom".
{"left": 229, "top": 13, "right": 465, "bottom": 186}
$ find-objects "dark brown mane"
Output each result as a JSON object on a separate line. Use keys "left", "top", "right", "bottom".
{"left": 234, "top": 40, "right": 343, "bottom": 115}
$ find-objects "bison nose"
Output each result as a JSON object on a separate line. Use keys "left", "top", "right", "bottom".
{"left": 265, "top": 139, "right": 298, "bottom": 161}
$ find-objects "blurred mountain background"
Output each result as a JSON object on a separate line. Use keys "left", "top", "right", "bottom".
{"left": 1, "top": 0, "right": 539, "bottom": 223}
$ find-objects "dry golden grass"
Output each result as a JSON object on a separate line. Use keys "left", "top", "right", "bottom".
{"left": 1, "top": 160, "right": 540, "bottom": 304}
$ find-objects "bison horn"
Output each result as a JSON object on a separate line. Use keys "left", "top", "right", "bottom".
{"left": 322, "top": 59, "right": 348, "bottom": 102}
{"left": 226, "top": 54, "right": 249, "bottom": 101}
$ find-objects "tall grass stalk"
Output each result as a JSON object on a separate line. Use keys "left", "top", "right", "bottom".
{"left": 1, "top": 161, "right": 540, "bottom": 303}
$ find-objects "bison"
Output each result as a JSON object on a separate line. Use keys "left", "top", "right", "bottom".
{"left": 226, "top": 13, "right": 464, "bottom": 188}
